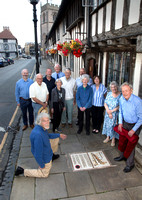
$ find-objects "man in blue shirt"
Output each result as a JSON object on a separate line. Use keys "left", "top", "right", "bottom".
{"left": 15, "top": 69, "right": 34, "bottom": 131}
{"left": 114, "top": 82, "right": 142, "bottom": 173}
{"left": 15, "top": 112, "right": 67, "bottom": 177}
{"left": 52, "top": 63, "right": 65, "bottom": 80}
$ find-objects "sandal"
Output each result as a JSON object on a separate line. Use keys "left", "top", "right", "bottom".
{"left": 103, "top": 138, "right": 110, "bottom": 143}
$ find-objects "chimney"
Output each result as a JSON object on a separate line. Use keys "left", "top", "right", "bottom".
{"left": 3, "top": 26, "right": 10, "bottom": 31}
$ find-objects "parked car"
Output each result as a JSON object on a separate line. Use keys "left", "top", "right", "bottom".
{"left": 0, "top": 58, "right": 9, "bottom": 67}
{"left": 3, "top": 57, "right": 14, "bottom": 64}
{"left": 27, "top": 55, "right": 31, "bottom": 59}
{"left": 22, "top": 54, "right": 28, "bottom": 58}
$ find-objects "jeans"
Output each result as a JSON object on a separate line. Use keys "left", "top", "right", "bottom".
{"left": 20, "top": 99, "right": 34, "bottom": 125}
{"left": 61, "top": 99, "right": 73, "bottom": 124}
{"left": 32, "top": 102, "right": 43, "bottom": 120}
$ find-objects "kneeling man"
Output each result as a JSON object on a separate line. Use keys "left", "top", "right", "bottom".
{"left": 15, "top": 112, "right": 67, "bottom": 177}
{"left": 114, "top": 82, "right": 142, "bottom": 173}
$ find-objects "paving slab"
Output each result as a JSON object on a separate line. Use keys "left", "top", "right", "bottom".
{"left": 78, "top": 134, "right": 114, "bottom": 151}
{"left": 21, "top": 137, "right": 31, "bottom": 147}
{"left": 127, "top": 186, "right": 142, "bottom": 200}
{"left": 65, "top": 171, "right": 95, "bottom": 197}
{"left": 19, "top": 146, "right": 33, "bottom": 158}
{"left": 35, "top": 174, "right": 67, "bottom": 200}
{"left": 50, "top": 155, "right": 69, "bottom": 173}
{"left": 17, "top": 157, "right": 38, "bottom": 169}
{"left": 86, "top": 190, "right": 131, "bottom": 200}
{"left": 60, "top": 142, "right": 85, "bottom": 154}
{"left": 60, "top": 134, "right": 79, "bottom": 144}
{"left": 22, "top": 128, "right": 32, "bottom": 138}
{"left": 89, "top": 164, "right": 142, "bottom": 193}
{"left": 10, "top": 177, "right": 35, "bottom": 200}
{"left": 60, "top": 196, "right": 86, "bottom": 200}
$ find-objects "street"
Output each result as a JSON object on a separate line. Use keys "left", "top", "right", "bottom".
{"left": 0, "top": 57, "right": 35, "bottom": 186}
{"left": 0, "top": 58, "right": 35, "bottom": 140}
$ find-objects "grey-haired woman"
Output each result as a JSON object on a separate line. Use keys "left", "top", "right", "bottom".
{"left": 51, "top": 79, "right": 65, "bottom": 132}
{"left": 102, "top": 81, "right": 121, "bottom": 146}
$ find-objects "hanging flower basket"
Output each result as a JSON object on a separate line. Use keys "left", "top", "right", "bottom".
{"left": 70, "top": 39, "right": 84, "bottom": 57}
{"left": 57, "top": 43, "right": 63, "bottom": 51}
{"left": 46, "top": 49, "right": 57, "bottom": 55}
{"left": 61, "top": 41, "right": 71, "bottom": 56}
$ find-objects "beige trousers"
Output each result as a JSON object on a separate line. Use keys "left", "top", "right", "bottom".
{"left": 24, "top": 138, "right": 59, "bottom": 178}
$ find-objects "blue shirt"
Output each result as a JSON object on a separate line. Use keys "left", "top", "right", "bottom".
{"left": 30, "top": 125, "right": 60, "bottom": 168}
{"left": 15, "top": 78, "right": 34, "bottom": 104}
{"left": 119, "top": 94, "right": 142, "bottom": 132}
{"left": 52, "top": 71, "right": 65, "bottom": 80}
{"left": 76, "top": 85, "right": 93, "bottom": 109}
{"left": 92, "top": 84, "right": 107, "bottom": 107}
{"left": 76, "top": 77, "right": 93, "bottom": 89}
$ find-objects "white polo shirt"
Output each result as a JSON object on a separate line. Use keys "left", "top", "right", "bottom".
{"left": 60, "top": 76, "right": 76, "bottom": 100}
{"left": 30, "top": 81, "right": 49, "bottom": 103}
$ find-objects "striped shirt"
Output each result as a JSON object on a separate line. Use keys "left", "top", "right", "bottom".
{"left": 92, "top": 84, "right": 107, "bottom": 107}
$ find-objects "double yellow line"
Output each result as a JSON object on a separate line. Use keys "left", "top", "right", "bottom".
{"left": 0, "top": 66, "right": 36, "bottom": 153}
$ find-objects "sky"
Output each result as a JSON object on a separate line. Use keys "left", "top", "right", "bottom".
{"left": 0, "top": 0, "right": 61, "bottom": 48}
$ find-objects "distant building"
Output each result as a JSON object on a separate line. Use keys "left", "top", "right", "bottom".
{"left": 40, "top": 0, "right": 59, "bottom": 58}
{"left": 25, "top": 42, "right": 35, "bottom": 55}
{"left": 0, "top": 26, "right": 18, "bottom": 58}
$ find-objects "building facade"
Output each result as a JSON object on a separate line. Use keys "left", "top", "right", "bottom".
{"left": 46, "top": 0, "right": 142, "bottom": 146}
{"left": 0, "top": 27, "right": 18, "bottom": 58}
{"left": 40, "top": 0, "right": 59, "bottom": 58}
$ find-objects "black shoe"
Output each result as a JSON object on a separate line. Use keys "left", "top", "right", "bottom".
{"left": 77, "top": 130, "right": 81, "bottom": 134}
{"left": 15, "top": 166, "right": 24, "bottom": 176}
{"left": 114, "top": 156, "right": 127, "bottom": 162}
{"left": 52, "top": 154, "right": 60, "bottom": 161}
{"left": 76, "top": 121, "right": 79, "bottom": 125}
{"left": 86, "top": 132, "right": 90, "bottom": 135}
{"left": 123, "top": 165, "right": 134, "bottom": 173}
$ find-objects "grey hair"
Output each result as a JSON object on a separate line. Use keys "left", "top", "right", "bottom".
{"left": 81, "top": 74, "right": 90, "bottom": 82}
{"left": 54, "top": 63, "right": 60, "bottom": 68}
{"left": 55, "top": 79, "right": 62, "bottom": 85}
{"left": 21, "top": 69, "right": 28, "bottom": 74}
{"left": 65, "top": 68, "right": 71, "bottom": 72}
{"left": 121, "top": 82, "right": 133, "bottom": 90}
{"left": 35, "top": 113, "right": 50, "bottom": 125}
{"left": 110, "top": 81, "right": 119, "bottom": 89}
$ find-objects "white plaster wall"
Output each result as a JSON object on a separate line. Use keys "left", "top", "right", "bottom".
{"left": 91, "top": 13, "right": 96, "bottom": 36}
{"left": 115, "top": 0, "right": 124, "bottom": 30}
{"left": 105, "top": 2, "right": 112, "bottom": 32}
{"left": 102, "top": 52, "right": 107, "bottom": 85}
{"left": 133, "top": 53, "right": 142, "bottom": 96}
{"left": 81, "top": 22, "right": 84, "bottom": 40}
{"left": 129, "top": 0, "right": 141, "bottom": 25}
{"left": 98, "top": 8, "right": 103, "bottom": 34}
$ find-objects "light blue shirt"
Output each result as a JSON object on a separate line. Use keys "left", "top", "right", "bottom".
{"left": 76, "top": 77, "right": 93, "bottom": 89}
{"left": 119, "top": 94, "right": 142, "bottom": 132}
{"left": 92, "top": 84, "right": 107, "bottom": 107}
{"left": 52, "top": 71, "right": 65, "bottom": 80}
{"left": 15, "top": 78, "right": 34, "bottom": 104}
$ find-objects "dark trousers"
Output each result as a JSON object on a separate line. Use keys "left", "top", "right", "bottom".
{"left": 92, "top": 106, "right": 104, "bottom": 131}
{"left": 78, "top": 107, "right": 91, "bottom": 133}
{"left": 53, "top": 102, "right": 62, "bottom": 131}
{"left": 118, "top": 121, "right": 140, "bottom": 167}
{"left": 20, "top": 99, "right": 34, "bottom": 125}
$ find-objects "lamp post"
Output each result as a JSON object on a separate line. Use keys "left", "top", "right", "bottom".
{"left": 29, "top": 0, "right": 40, "bottom": 74}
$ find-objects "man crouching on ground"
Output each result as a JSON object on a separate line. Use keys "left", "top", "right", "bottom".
{"left": 15, "top": 112, "right": 67, "bottom": 177}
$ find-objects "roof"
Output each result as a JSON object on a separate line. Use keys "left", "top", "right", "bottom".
{"left": 47, "top": 0, "right": 73, "bottom": 40}
{"left": 0, "top": 29, "right": 17, "bottom": 40}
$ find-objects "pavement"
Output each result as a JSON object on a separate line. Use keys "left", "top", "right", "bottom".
{"left": 9, "top": 59, "right": 142, "bottom": 200}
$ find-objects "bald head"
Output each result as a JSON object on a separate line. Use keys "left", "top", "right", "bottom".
{"left": 36, "top": 73, "right": 43, "bottom": 85}
{"left": 54, "top": 64, "right": 61, "bottom": 73}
